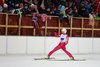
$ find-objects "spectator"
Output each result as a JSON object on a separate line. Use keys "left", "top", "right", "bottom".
{"left": 46, "top": 0, "right": 52, "bottom": 15}
{"left": 78, "top": 3, "right": 86, "bottom": 17}
{"left": 38, "top": 0, "right": 47, "bottom": 14}
{"left": 73, "top": 6, "right": 79, "bottom": 17}
{"left": 58, "top": 1, "right": 66, "bottom": 22}
{"left": 96, "top": 0, "right": 100, "bottom": 17}
{"left": 2, "top": 3, "right": 8, "bottom": 13}
{"left": 84, "top": 1, "right": 91, "bottom": 17}
{"left": 41, "top": 13, "right": 47, "bottom": 23}
{"left": 0, "top": 5, "right": 3, "bottom": 12}
{"left": 40, "top": 0, "right": 45, "bottom": 10}
{"left": 50, "top": 3, "right": 56, "bottom": 15}
{"left": 0, "top": 0, "right": 97, "bottom": 18}
{"left": 68, "top": 8, "right": 73, "bottom": 16}
{"left": 32, "top": 0, "right": 38, "bottom": 5}
{"left": 89, "top": 12, "right": 95, "bottom": 26}
{"left": 23, "top": 4, "right": 31, "bottom": 14}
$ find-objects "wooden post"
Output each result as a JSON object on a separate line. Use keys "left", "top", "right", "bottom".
{"left": 58, "top": 19, "right": 60, "bottom": 35}
{"left": 18, "top": 17, "right": 22, "bottom": 36}
{"left": 33, "top": 29, "right": 35, "bottom": 36}
{"left": 81, "top": 18, "right": 84, "bottom": 37}
{"left": 70, "top": 16, "right": 73, "bottom": 37}
{"left": 45, "top": 16, "right": 47, "bottom": 36}
{"left": 5, "top": 13, "right": 8, "bottom": 35}
{"left": 92, "top": 18, "right": 95, "bottom": 37}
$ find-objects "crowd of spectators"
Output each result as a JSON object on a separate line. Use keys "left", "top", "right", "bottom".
{"left": 0, "top": 0, "right": 99, "bottom": 18}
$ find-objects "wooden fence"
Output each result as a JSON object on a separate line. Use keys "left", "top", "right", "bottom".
{"left": 0, "top": 13, "right": 100, "bottom": 37}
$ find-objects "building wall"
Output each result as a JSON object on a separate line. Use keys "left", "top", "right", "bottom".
{"left": 0, "top": 36, "right": 100, "bottom": 55}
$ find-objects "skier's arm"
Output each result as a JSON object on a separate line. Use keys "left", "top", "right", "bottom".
{"left": 65, "top": 35, "right": 69, "bottom": 44}
{"left": 54, "top": 32, "right": 60, "bottom": 37}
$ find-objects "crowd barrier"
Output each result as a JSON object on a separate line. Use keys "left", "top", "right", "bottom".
{"left": 0, "top": 13, "right": 100, "bottom": 37}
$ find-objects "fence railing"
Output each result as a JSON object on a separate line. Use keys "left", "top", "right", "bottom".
{"left": 0, "top": 13, "right": 100, "bottom": 37}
